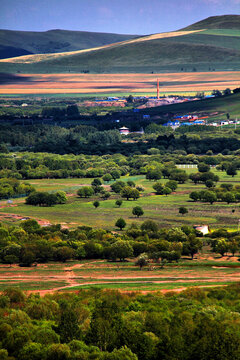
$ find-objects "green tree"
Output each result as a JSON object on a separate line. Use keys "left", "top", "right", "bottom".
{"left": 141, "top": 220, "right": 158, "bottom": 233}
{"left": 93, "top": 200, "right": 100, "bottom": 208}
{"left": 215, "top": 239, "right": 229, "bottom": 256}
{"left": 111, "top": 181, "right": 126, "bottom": 193}
{"left": 103, "top": 173, "right": 113, "bottom": 182}
{"left": 54, "top": 247, "right": 74, "bottom": 262}
{"left": 110, "top": 240, "right": 133, "bottom": 261}
{"left": 132, "top": 206, "right": 144, "bottom": 218}
{"left": 202, "top": 191, "right": 217, "bottom": 204}
{"left": 222, "top": 192, "right": 235, "bottom": 204}
{"left": 131, "top": 188, "right": 140, "bottom": 200}
{"left": 121, "top": 186, "right": 135, "bottom": 201}
{"left": 101, "top": 191, "right": 111, "bottom": 200}
{"left": 198, "top": 163, "right": 210, "bottom": 173}
{"left": 103, "top": 346, "right": 138, "bottom": 359}
{"left": 21, "top": 219, "right": 40, "bottom": 233}
{"left": 57, "top": 302, "right": 81, "bottom": 343}
{"left": 135, "top": 253, "right": 148, "bottom": 270}
{"left": 46, "top": 344, "right": 71, "bottom": 360}
{"left": 115, "top": 199, "right": 123, "bottom": 207}
{"left": 55, "top": 191, "right": 67, "bottom": 204}
{"left": 91, "top": 178, "right": 102, "bottom": 187}
{"left": 146, "top": 168, "right": 162, "bottom": 181}
{"left": 111, "top": 170, "right": 121, "bottom": 180}
{"left": 165, "top": 180, "right": 178, "bottom": 191}
{"left": 3, "top": 255, "right": 18, "bottom": 267}
{"left": 163, "top": 187, "right": 172, "bottom": 196}
{"left": 115, "top": 218, "right": 126, "bottom": 231}
{"left": 169, "top": 169, "right": 188, "bottom": 183}
{"left": 127, "top": 180, "right": 135, "bottom": 187}
{"left": 20, "top": 250, "right": 36, "bottom": 267}
{"left": 153, "top": 182, "right": 164, "bottom": 195}
{"left": 77, "top": 186, "right": 94, "bottom": 198}
{"left": 183, "top": 235, "right": 202, "bottom": 259}
{"left": 228, "top": 239, "right": 238, "bottom": 256}
{"left": 19, "top": 342, "right": 45, "bottom": 360}
{"left": 226, "top": 165, "right": 237, "bottom": 177}
{"left": 190, "top": 191, "right": 199, "bottom": 202}
{"left": 179, "top": 207, "right": 188, "bottom": 216}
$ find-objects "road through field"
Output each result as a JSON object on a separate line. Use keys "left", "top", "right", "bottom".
{"left": 0, "top": 71, "right": 239, "bottom": 94}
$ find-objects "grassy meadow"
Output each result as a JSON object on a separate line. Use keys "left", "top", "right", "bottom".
{"left": 0, "top": 167, "right": 240, "bottom": 231}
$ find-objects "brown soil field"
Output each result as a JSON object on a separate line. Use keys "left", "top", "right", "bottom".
{"left": 1, "top": 255, "right": 240, "bottom": 296}
{"left": 0, "top": 72, "right": 239, "bottom": 94}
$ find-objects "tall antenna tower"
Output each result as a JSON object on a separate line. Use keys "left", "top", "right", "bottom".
{"left": 157, "top": 78, "right": 159, "bottom": 100}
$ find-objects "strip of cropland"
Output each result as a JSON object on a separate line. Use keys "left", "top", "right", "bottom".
{"left": 0, "top": 71, "right": 239, "bottom": 95}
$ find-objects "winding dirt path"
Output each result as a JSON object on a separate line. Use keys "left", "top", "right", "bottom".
{"left": 0, "top": 257, "right": 239, "bottom": 296}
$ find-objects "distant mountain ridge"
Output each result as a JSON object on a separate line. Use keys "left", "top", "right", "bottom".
{"left": 0, "top": 29, "right": 139, "bottom": 59}
{"left": 0, "top": 15, "right": 239, "bottom": 73}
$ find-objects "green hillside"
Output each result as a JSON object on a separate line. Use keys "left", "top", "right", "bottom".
{"left": 0, "top": 15, "right": 239, "bottom": 73}
{"left": 0, "top": 29, "right": 138, "bottom": 59}
{"left": 140, "top": 92, "right": 240, "bottom": 118}
{"left": 182, "top": 15, "right": 240, "bottom": 30}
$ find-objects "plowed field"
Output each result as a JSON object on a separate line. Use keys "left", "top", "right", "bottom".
{"left": 0, "top": 71, "right": 239, "bottom": 94}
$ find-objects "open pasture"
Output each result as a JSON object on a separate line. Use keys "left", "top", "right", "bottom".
{"left": 0, "top": 168, "right": 240, "bottom": 231}
{"left": 0, "top": 71, "right": 239, "bottom": 95}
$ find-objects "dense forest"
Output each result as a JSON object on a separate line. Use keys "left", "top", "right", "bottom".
{"left": 1, "top": 284, "right": 240, "bottom": 360}
{"left": 1, "top": 123, "right": 240, "bottom": 155}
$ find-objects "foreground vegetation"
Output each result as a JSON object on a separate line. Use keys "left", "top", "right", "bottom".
{"left": 1, "top": 285, "right": 240, "bottom": 359}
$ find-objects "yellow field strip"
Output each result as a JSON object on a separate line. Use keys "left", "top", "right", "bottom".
{"left": 0, "top": 71, "right": 239, "bottom": 94}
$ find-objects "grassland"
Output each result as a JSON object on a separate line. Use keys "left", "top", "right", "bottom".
{"left": 144, "top": 92, "right": 240, "bottom": 119}
{"left": 1, "top": 16, "right": 239, "bottom": 74}
{"left": 0, "top": 29, "right": 138, "bottom": 59}
{"left": 0, "top": 168, "right": 240, "bottom": 231}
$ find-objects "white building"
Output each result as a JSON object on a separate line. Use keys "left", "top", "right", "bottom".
{"left": 119, "top": 126, "right": 130, "bottom": 135}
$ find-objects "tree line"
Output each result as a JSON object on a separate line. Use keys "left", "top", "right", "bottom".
{"left": 0, "top": 152, "right": 239, "bottom": 181}
{"left": 1, "top": 122, "right": 240, "bottom": 155}
{"left": 1, "top": 219, "right": 240, "bottom": 267}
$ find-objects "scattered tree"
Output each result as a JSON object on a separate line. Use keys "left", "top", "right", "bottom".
{"left": 93, "top": 201, "right": 100, "bottom": 209}
{"left": 132, "top": 206, "right": 144, "bottom": 218}
{"left": 179, "top": 207, "right": 188, "bottom": 216}
{"left": 115, "top": 218, "right": 126, "bottom": 231}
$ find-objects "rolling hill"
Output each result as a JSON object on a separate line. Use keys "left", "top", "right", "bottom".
{"left": 0, "top": 29, "right": 139, "bottom": 59}
{"left": 181, "top": 15, "right": 240, "bottom": 31}
{"left": 0, "top": 15, "right": 239, "bottom": 73}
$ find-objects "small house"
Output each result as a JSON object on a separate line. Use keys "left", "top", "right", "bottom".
{"left": 119, "top": 126, "right": 130, "bottom": 135}
{"left": 193, "top": 225, "right": 210, "bottom": 235}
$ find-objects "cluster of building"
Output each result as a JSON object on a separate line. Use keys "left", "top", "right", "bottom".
{"left": 163, "top": 117, "right": 206, "bottom": 129}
